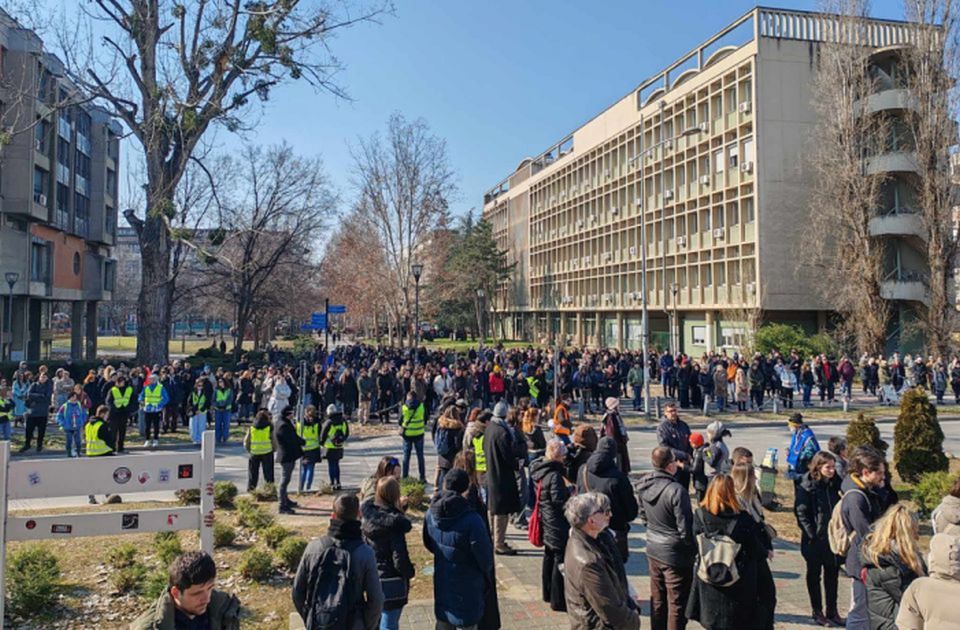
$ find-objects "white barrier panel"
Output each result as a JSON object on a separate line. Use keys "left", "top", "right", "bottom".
{"left": 0, "top": 431, "right": 216, "bottom": 629}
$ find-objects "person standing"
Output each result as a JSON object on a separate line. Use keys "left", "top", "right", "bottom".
{"left": 931, "top": 475, "right": 960, "bottom": 536}
{"left": 361, "top": 477, "right": 415, "bottom": 630}
{"left": 243, "top": 410, "right": 277, "bottom": 493}
{"left": 484, "top": 400, "right": 522, "bottom": 555}
{"left": 432, "top": 405, "right": 465, "bottom": 493}
{"left": 577, "top": 436, "right": 639, "bottom": 563}
{"left": 0, "top": 386, "right": 12, "bottom": 442}
{"left": 399, "top": 390, "right": 427, "bottom": 483}
{"left": 211, "top": 378, "right": 234, "bottom": 445}
{"left": 636, "top": 446, "right": 695, "bottom": 630}
{"left": 297, "top": 405, "right": 321, "bottom": 493}
{"left": 786, "top": 413, "right": 820, "bottom": 482}
{"left": 20, "top": 371, "right": 52, "bottom": 453}
{"left": 895, "top": 533, "right": 960, "bottom": 630}
{"left": 12, "top": 371, "right": 30, "bottom": 428}
{"left": 861, "top": 504, "right": 927, "bottom": 630}
{"left": 275, "top": 406, "right": 305, "bottom": 515}
{"left": 85, "top": 405, "right": 113, "bottom": 504}
{"left": 187, "top": 378, "right": 210, "bottom": 444}
{"left": 139, "top": 373, "right": 168, "bottom": 448}
{"left": 319, "top": 404, "right": 348, "bottom": 491}
{"left": 55, "top": 390, "right": 87, "bottom": 458}
{"left": 628, "top": 360, "right": 645, "bottom": 411}
{"left": 358, "top": 367, "right": 375, "bottom": 425}
{"left": 657, "top": 403, "right": 692, "bottom": 490}
{"left": 530, "top": 439, "right": 571, "bottom": 612}
{"left": 105, "top": 374, "right": 134, "bottom": 452}
{"left": 731, "top": 461, "right": 776, "bottom": 629}
{"left": 600, "top": 397, "right": 630, "bottom": 474}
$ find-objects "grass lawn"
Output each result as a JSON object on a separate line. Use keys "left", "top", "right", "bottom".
{"left": 423, "top": 338, "right": 531, "bottom": 351}
{"left": 52, "top": 335, "right": 297, "bottom": 357}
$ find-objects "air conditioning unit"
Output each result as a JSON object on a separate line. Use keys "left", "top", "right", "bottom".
{"left": 550, "top": 229, "right": 557, "bottom": 237}
{"left": 38, "top": 194, "right": 47, "bottom": 206}
{"left": 603, "top": 252, "right": 611, "bottom": 262}
{"left": 699, "top": 175, "right": 711, "bottom": 185}
{"left": 664, "top": 190, "right": 674, "bottom": 200}
{"left": 560, "top": 191, "right": 566, "bottom": 199}
{"left": 576, "top": 219, "right": 584, "bottom": 229}
{"left": 738, "top": 101, "right": 752, "bottom": 113}
{"left": 629, "top": 246, "right": 637, "bottom": 257}
{"left": 589, "top": 214, "right": 597, "bottom": 223}
{"left": 611, "top": 206, "right": 619, "bottom": 215}
{"left": 740, "top": 161, "right": 754, "bottom": 173}
{"left": 583, "top": 256, "right": 591, "bottom": 265}
{"left": 677, "top": 236, "right": 687, "bottom": 246}
{"left": 604, "top": 169, "right": 611, "bottom": 178}
{"left": 550, "top": 196, "right": 556, "bottom": 204}
{"left": 713, "top": 228, "right": 725, "bottom": 239}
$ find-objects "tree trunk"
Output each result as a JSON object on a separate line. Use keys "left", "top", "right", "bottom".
{"left": 135, "top": 215, "right": 172, "bottom": 365}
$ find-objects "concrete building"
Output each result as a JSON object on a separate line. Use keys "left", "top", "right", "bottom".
{"left": 482, "top": 6, "right": 930, "bottom": 354}
{"left": 0, "top": 9, "right": 120, "bottom": 361}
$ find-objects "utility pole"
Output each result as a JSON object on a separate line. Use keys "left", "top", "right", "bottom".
{"left": 324, "top": 297, "right": 329, "bottom": 354}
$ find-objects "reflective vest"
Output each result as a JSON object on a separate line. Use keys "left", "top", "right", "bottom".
{"left": 191, "top": 392, "right": 208, "bottom": 412}
{"left": 473, "top": 434, "right": 487, "bottom": 472}
{"left": 527, "top": 376, "right": 540, "bottom": 400}
{"left": 110, "top": 386, "right": 133, "bottom": 409}
{"left": 0, "top": 397, "right": 11, "bottom": 421}
{"left": 401, "top": 402, "right": 425, "bottom": 438}
{"left": 249, "top": 426, "right": 273, "bottom": 455}
{"left": 85, "top": 420, "right": 111, "bottom": 456}
{"left": 143, "top": 383, "right": 164, "bottom": 408}
{"left": 298, "top": 422, "right": 320, "bottom": 451}
{"left": 324, "top": 421, "right": 347, "bottom": 450}
{"left": 215, "top": 389, "right": 231, "bottom": 409}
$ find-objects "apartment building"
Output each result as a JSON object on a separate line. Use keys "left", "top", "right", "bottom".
{"left": 483, "top": 7, "right": 926, "bottom": 355}
{"left": 0, "top": 9, "right": 120, "bottom": 361}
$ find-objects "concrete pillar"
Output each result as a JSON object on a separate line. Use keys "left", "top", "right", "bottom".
{"left": 817, "top": 310, "right": 827, "bottom": 333}
{"left": 594, "top": 313, "right": 602, "bottom": 348}
{"left": 616, "top": 312, "right": 625, "bottom": 350}
{"left": 70, "top": 301, "right": 84, "bottom": 360}
{"left": 575, "top": 312, "right": 583, "bottom": 347}
{"left": 705, "top": 310, "right": 715, "bottom": 354}
{"left": 545, "top": 311, "right": 553, "bottom": 344}
{"left": 559, "top": 312, "right": 567, "bottom": 345}
{"left": 85, "top": 301, "right": 98, "bottom": 360}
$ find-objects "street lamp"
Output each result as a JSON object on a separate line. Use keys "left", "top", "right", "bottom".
{"left": 628, "top": 107, "right": 703, "bottom": 418}
{"left": 476, "top": 288, "right": 485, "bottom": 346}
{"left": 5, "top": 271, "right": 19, "bottom": 362}
{"left": 411, "top": 263, "right": 423, "bottom": 350}
{"left": 670, "top": 282, "right": 680, "bottom": 356}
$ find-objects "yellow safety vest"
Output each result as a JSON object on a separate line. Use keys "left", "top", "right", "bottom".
{"left": 191, "top": 391, "right": 207, "bottom": 411}
{"left": 249, "top": 426, "right": 273, "bottom": 455}
{"left": 85, "top": 420, "right": 111, "bottom": 457}
{"left": 298, "top": 422, "right": 320, "bottom": 451}
{"left": 0, "top": 397, "right": 11, "bottom": 421}
{"left": 473, "top": 434, "right": 487, "bottom": 472}
{"left": 527, "top": 376, "right": 540, "bottom": 400}
{"left": 215, "top": 389, "right": 231, "bottom": 408}
{"left": 143, "top": 383, "right": 163, "bottom": 407}
{"left": 401, "top": 403, "right": 425, "bottom": 438}
{"left": 324, "top": 421, "right": 347, "bottom": 450}
{"left": 110, "top": 386, "right": 133, "bottom": 409}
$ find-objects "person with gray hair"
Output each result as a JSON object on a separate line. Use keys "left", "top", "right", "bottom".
{"left": 563, "top": 492, "right": 640, "bottom": 630}
{"left": 530, "top": 438, "right": 572, "bottom": 611}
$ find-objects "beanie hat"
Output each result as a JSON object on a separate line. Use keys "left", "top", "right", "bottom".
{"left": 689, "top": 432, "right": 705, "bottom": 448}
{"left": 444, "top": 468, "right": 470, "bottom": 494}
{"left": 493, "top": 401, "right": 509, "bottom": 419}
{"left": 787, "top": 412, "right": 804, "bottom": 427}
{"left": 605, "top": 397, "right": 619, "bottom": 411}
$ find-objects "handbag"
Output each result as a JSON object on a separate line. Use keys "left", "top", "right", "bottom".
{"left": 528, "top": 480, "right": 544, "bottom": 547}
{"left": 380, "top": 576, "right": 407, "bottom": 604}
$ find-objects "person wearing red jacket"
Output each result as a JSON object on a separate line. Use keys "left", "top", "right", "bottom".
{"left": 488, "top": 365, "right": 506, "bottom": 404}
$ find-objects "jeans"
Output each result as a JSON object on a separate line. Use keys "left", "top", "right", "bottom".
{"left": 214, "top": 410, "right": 231, "bottom": 443}
{"left": 64, "top": 429, "right": 81, "bottom": 456}
{"left": 327, "top": 457, "right": 341, "bottom": 485}
{"left": 840, "top": 381, "right": 852, "bottom": 400}
{"left": 299, "top": 460, "right": 316, "bottom": 491}
{"left": 848, "top": 577, "right": 870, "bottom": 629}
{"left": 239, "top": 403, "right": 255, "bottom": 423}
{"left": 23, "top": 416, "right": 46, "bottom": 449}
{"left": 279, "top": 460, "right": 295, "bottom": 508}
{"left": 0, "top": 421, "right": 10, "bottom": 440}
{"left": 189, "top": 413, "right": 206, "bottom": 443}
{"left": 802, "top": 384, "right": 813, "bottom": 406}
{"left": 805, "top": 552, "right": 839, "bottom": 614}
{"left": 380, "top": 608, "right": 402, "bottom": 630}
{"left": 632, "top": 385, "right": 643, "bottom": 410}
{"left": 144, "top": 411, "right": 161, "bottom": 440}
{"left": 402, "top": 436, "right": 425, "bottom": 480}
{"left": 648, "top": 556, "right": 693, "bottom": 630}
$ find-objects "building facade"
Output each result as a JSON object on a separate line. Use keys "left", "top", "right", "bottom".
{"left": 0, "top": 9, "right": 120, "bottom": 361}
{"left": 483, "top": 7, "right": 927, "bottom": 355}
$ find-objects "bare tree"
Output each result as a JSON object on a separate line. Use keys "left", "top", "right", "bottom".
{"left": 49, "top": 0, "right": 387, "bottom": 364}
{"left": 351, "top": 113, "right": 457, "bottom": 346}
{"left": 805, "top": 0, "right": 891, "bottom": 354}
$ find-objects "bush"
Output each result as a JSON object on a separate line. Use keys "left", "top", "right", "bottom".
{"left": 106, "top": 542, "right": 139, "bottom": 569}
{"left": 238, "top": 546, "right": 274, "bottom": 581}
{"left": 213, "top": 522, "right": 237, "bottom": 548}
{"left": 214, "top": 481, "right": 239, "bottom": 508}
{"left": 847, "top": 413, "right": 889, "bottom": 457}
{"left": 143, "top": 568, "right": 169, "bottom": 600}
{"left": 175, "top": 488, "right": 201, "bottom": 505}
{"left": 291, "top": 335, "right": 317, "bottom": 356}
{"left": 251, "top": 482, "right": 278, "bottom": 502}
{"left": 261, "top": 523, "right": 292, "bottom": 549}
{"left": 236, "top": 500, "right": 275, "bottom": 531}
{"left": 754, "top": 324, "right": 815, "bottom": 357}
{"left": 110, "top": 562, "right": 148, "bottom": 594}
{"left": 7, "top": 545, "right": 61, "bottom": 616}
{"left": 894, "top": 388, "right": 949, "bottom": 483}
{"left": 400, "top": 477, "right": 427, "bottom": 511}
{"left": 154, "top": 531, "right": 183, "bottom": 566}
{"left": 914, "top": 470, "right": 955, "bottom": 516}
{"left": 276, "top": 536, "right": 308, "bottom": 572}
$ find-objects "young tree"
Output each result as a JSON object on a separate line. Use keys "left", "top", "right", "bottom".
{"left": 894, "top": 387, "right": 948, "bottom": 482}
{"left": 54, "top": 0, "right": 386, "bottom": 364}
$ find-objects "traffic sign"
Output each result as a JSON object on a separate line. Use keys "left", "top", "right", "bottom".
{"left": 328, "top": 305, "right": 347, "bottom": 314}
{"left": 310, "top": 313, "right": 327, "bottom": 329}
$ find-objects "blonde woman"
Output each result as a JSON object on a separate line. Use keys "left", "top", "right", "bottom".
{"left": 731, "top": 461, "right": 776, "bottom": 629}
{"left": 860, "top": 504, "right": 927, "bottom": 630}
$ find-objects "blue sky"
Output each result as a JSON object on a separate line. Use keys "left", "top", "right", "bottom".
{"left": 137, "top": 0, "right": 905, "bottom": 220}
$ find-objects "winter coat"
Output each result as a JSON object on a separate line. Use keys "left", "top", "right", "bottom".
{"left": 274, "top": 417, "right": 305, "bottom": 464}
{"left": 433, "top": 415, "right": 464, "bottom": 469}
{"left": 685, "top": 508, "right": 765, "bottom": 630}
{"left": 423, "top": 490, "right": 494, "bottom": 627}
{"left": 565, "top": 445, "right": 593, "bottom": 484}
{"left": 576, "top": 437, "right": 638, "bottom": 534}
{"left": 656, "top": 418, "right": 692, "bottom": 463}
{"left": 896, "top": 534, "right": 960, "bottom": 630}
{"left": 734, "top": 369, "right": 749, "bottom": 401}
{"left": 12, "top": 380, "right": 29, "bottom": 416}
{"left": 862, "top": 547, "right": 923, "bottom": 630}
{"left": 292, "top": 518, "right": 383, "bottom": 630}
{"left": 55, "top": 401, "right": 87, "bottom": 432}
{"left": 636, "top": 469, "right": 695, "bottom": 568}
{"left": 563, "top": 527, "right": 640, "bottom": 630}
{"left": 840, "top": 474, "right": 885, "bottom": 576}
{"left": 27, "top": 380, "right": 52, "bottom": 418}
{"left": 712, "top": 370, "right": 728, "bottom": 396}
{"left": 529, "top": 457, "right": 571, "bottom": 550}
{"left": 319, "top": 413, "right": 349, "bottom": 460}
{"left": 794, "top": 472, "right": 841, "bottom": 562}
{"left": 130, "top": 589, "right": 241, "bottom": 630}
{"left": 462, "top": 419, "right": 485, "bottom": 454}
{"left": 361, "top": 500, "right": 415, "bottom": 610}
{"left": 267, "top": 378, "right": 290, "bottom": 415}
{"left": 483, "top": 418, "right": 521, "bottom": 515}
{"left": 932, "top": 494, "right": 960, "bottom": 536}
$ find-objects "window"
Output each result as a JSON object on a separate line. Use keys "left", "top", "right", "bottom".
{"left": 714, "top": 206, "right": 724, "bottom": 228}
{"left": 715, "top": 262, "right": 726, "bottom": 286}
{"left": 104, "top": 260, "right": 116, "bottom": 291}
{"left": 55, "top": 183, "right": 70, "bottom": 230}
{"left": 33, "top": 167, "right": 47, "bottom": 203}
{"left": 692, "top": 326, "right": 707, "bottom": 345}
{"left": 690, "top": 266, "right": 699, "bottom": 287}
{"left": 714, "top": 149, "right": 725, "bottom": 174}
{"left": 30, "top": 239, "right": 50, "bottom": 282}
{"left": 744, "top": 198, "right": 755, "bottom": 223}
{"left": 721, "top": 326, "right": 747, "bottom": 349}
{"left": 34, "top": 117, "right": 48, "bottom": 154}
{"left": 74, "top": 193, "right": 89, "bottom": 237}
{"left": 106, "top": 169, "right": 117, "bottom": 198}
{"left": 728, "top": 144, "right": 739, "bottom": 169}
{"left": 689, "top": 212, "right": 698, "bottom": 233}
{"left": 743, "top": 138, "right": 754, "bottom": 164}
{"left": 727, "top": 202, "right": 739, "bottom": 227}
{"left": 72, "top": 252, "right": 81, "bottom": 275}
{"left": 702, "top": 264, "right": 712, "bottom": 287}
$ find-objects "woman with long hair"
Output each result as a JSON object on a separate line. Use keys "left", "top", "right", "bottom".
{"left": 861, "top": 504, "right": 926, "bottom": 630}
{"left": 361, "top": 477, "right": 415, "bottom": 630}
{"left": 360, "top": 455, "right": 401, "bottom": 504}
{"left": 731, "top": 462, "right": 776, "bottom": 629}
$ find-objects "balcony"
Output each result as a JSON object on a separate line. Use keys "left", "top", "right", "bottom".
{"left": 865, "top": 152, "right": 920, "bottom": 176}
{"left": 858, "top": 88, "right": 917, "bottom": 116}
{"left": 868, "top": 210, "right": 925, "bottom": 242}
{"left": 880, "top": 270, "right": 930, "bottom": 307}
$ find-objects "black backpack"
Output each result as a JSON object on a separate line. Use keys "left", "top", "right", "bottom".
{"left": 306, "top": 537, "right": 362, "bottom": 629}
{"left": 435, "top": 427, "right": 457, "bottom": 460}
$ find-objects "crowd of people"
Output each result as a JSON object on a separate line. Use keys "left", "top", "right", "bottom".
{"left": 2, "top": 341, "right": 960, "bottom": 630}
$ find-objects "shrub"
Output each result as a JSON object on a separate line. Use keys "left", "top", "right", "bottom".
{"left": 154, "top": 531, "right": 183, "bottom": 566}
{"left": 214, "top": 481, "right": 239, "bottom": 508}
{"left": 847, "top": 413, "right": 889, "bottom": 457}
{"left": 261, "top": 523, "right": 292, "bottom": 549}
{"left": 7, "top": 545, "right": 61, "bottom": 616}
{"left": 894, "top": 388, "right": 949, "bottom": 483}
{"left": 107, "top": 542, "right": 139, "bottom": 569}
{"left": 914, "top": 470, "right": 956, "bottom": 516}
{"left": 175, "top": 488, "right": 201, "bottom": 505}
{"left": 238, "top": 546, "right": 274, "bottom": 581}
{"left": 276, "top": 536, "right": 308, "bottom": 572}
{"left": 236, "top": 501, "right": 275, "bottom": 531}
{"left": 143, "top": 567, "right": 169, "bottom": 601}
{"left": 400, "top": 477, "right": 427, "bottom": 511}
{"left": 754, "top": 323, "right": 815, "bottom": 357}
{"left": 110, "top": 562, "right": 147, "bottom": 594}
{"left": 251, "top": 482, "right": 278, "bottom": 502}
{"left": 213, "top": 522, "right": 237, "bottom": 548}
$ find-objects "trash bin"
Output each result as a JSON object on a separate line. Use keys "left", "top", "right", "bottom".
{"left": 760, "top": 447, "right": 778, "bottom": 508}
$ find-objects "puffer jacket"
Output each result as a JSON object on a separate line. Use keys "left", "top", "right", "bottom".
{"left": 794, "top": 472, "right": 842, "bottom": 562}
{"left": 27, "top": 379, "right": 52, "bottom": 418}
{"left": 932, "top": 494, "right": 960, "bottom": 536}
{"left": 862, "top": 546, "right": 924, "bottom": 630}
{"left": 361, "top": 500, "right": 415, "bottom": 610}
{"left": 433, "top": 414, "right": 464, "bottom": 469}
{"left": 635, "top": 469, "right": 695, "bottom": 568}
{"left": 896, "top": 534, "right": 960, "bottom": 630}
{"left": 840, "top": 473, "right": 884, "bottom": 577}
{"left": 563, "top": 527, "right": 640, "bottom": 630}
{"left": 576, "top": 437, "right": 638, "bottom": 534}
{"left": 130, "top": 590, "right": 240, "bottom": 630}
{"left": 529, "top": 457, "right": 570, "bottom": 550}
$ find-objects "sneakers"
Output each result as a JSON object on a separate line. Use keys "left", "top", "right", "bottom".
{"left": 826, "top": 611, "right": 844, "bottom": 626}
{"left": 143, "top": 440, "right": 151, "bottom": 448}
{"left": 279, "top": 506, "right": 296, "bottom": 515}
{"left": 812, "top": 612, "right": 831, "bottom": 627}
{"left": 18, "top": 445, "right": 30, "bottom": 453}
{"left": 152, "top": 439, "right": 159, "bottom": 448}
{"left": 495, "top": 545, "right": 517, "bottom": 556}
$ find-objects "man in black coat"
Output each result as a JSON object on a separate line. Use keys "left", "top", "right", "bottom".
{"left": 636, "top": 446, "right": 695, "bottom": 630}
{"left": 577, "top": 436, "right": 639, "bottom": 563}
{"left": 656, "top": 402, "right": 692, "bottom": 490}
{"left": 483, "top": 400, "right": 521, "bottom": 555}
{"left": 274, "top": 406, "right": 305, "bottom": 514}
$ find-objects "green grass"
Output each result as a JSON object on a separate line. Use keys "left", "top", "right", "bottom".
{"left": 423, "top": 338, "right": 531, "bottom": 351}
{"left": 51, "top": 335, "right": 295, "bottom": 356}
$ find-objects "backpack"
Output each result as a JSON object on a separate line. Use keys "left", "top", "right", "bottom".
{"left": 434, "top": 427, "right": 457, "bottom": 460}
{"left": 528, "top": 480, "right": 544, "bottom": 548}
{"left": 828, "top": 489, "right": 867, "bottom": 556}
{"left": 694, "top": 511, "right": 741, "bottom": 587}
{"left": 305, "top": 537, "right": 362, "bottom": 629}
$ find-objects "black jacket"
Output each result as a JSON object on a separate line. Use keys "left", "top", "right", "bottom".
{"left": 361, "top": 500, "right": 415, "bottom": 610}
{"left": 483, "top": 418, "right": 521, "bottom": 515}
{"left": 636, "top": 469, "right": 695, "bottom": 568}
{"left": 529, "top": 457, "right": 571, "bottom": 550}
{"left": 840, "top": 474, "right": 885, "bottom": 576}
{"left": 656, "top": 418, "right": 692, "bottom": 463}
{"left": 565, "top": 446, "right": 593, "bottom": 484}
{"left": 861, "top": 549, "right": 922, "bottom": 630}
{"left": 577, "top": 437, "right": 638, "bottom": 533}
{"left": 274, "top": 417, "right": 305, "bottom": 464}
{"left": 794, "top": 472, "right": 841, "bottom": 561}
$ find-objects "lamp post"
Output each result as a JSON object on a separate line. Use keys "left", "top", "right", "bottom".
{"left": 411, "top": 263, "right": 423, "bottom": 350}
{"left": 670, "top": 282, "right": 680, "bottom": 356}
{"left": 476, "top": 288, "right": 485, "bottom": 347}
{"left": 4, "top": 271, "right": 19, "bottom": 362}
{"left": 629, "top": 112, "right": 703, "bottom": 418}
